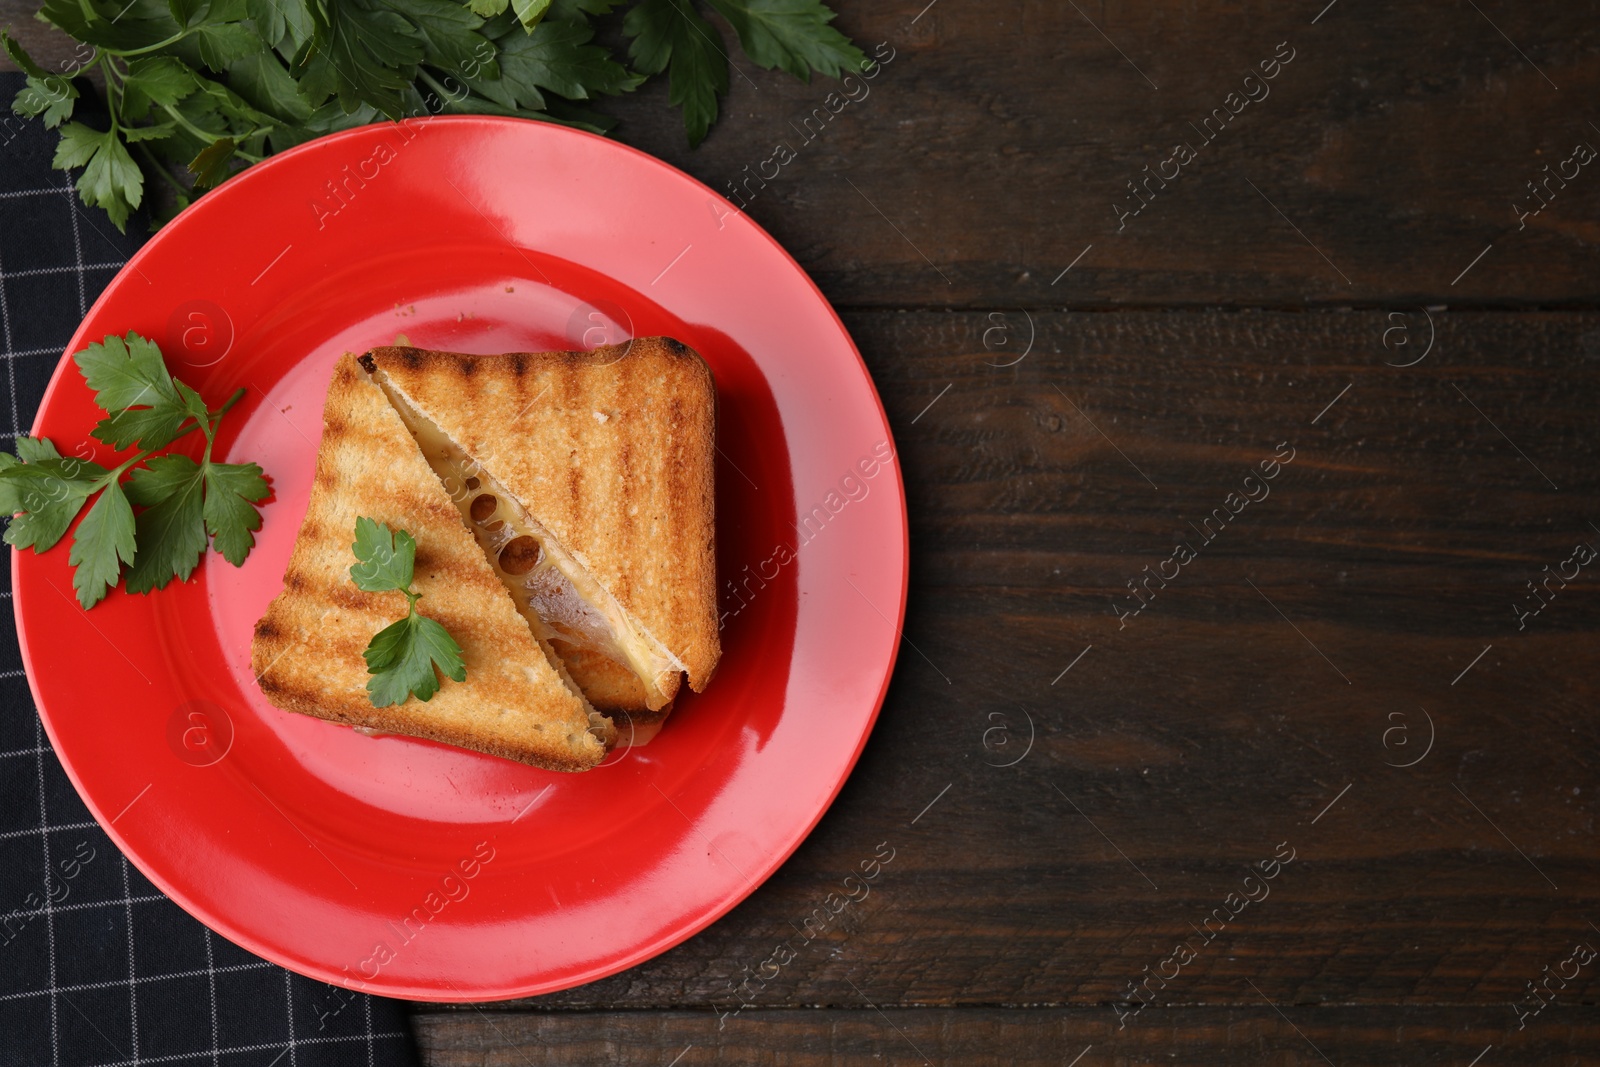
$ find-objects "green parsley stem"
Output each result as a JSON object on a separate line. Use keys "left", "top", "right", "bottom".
{"left": 72, "top": 0, "right": 96, "bottom": 35}
{"left": 98, "top": 55, "right": 122, "bottom": 128}
{"left": 132, "top": 141, "right": 192, "bottom": 198}
{"left": 211, "top": 387, "right": 246, "bottom": 424}
{"left": 202, "top": 385, "right": 249, "bottom": 454}
{"left": 415, "top": 69, "right": 467, "bottom": 114}
{"left": 110, "top": 30, "right": 196, "bottom": 58}
{"left": 82, "top": 386, "right": 247, "bottom": 493}
{"left": 95, "top": 446, "right": 157, "bottom": 492}
{"left": 158, "top": 104, "right": 271, "bottom": 165}
{"left": 198, "top": 386, "right": 245, "bottom": 449}
{"left": 159, "top": 102, "right": 229, "bottom": 147}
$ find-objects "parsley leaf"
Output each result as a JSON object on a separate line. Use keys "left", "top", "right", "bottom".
{"left": 53, "top": 122, "right": 143, "bottom": 232}
{"left": 13, "top": 75, "right": 80, "bottom": 129}
{"left": 36, "top": 0, "right": 173, "bottom": 55}
{"left": 702, "top": 0, "right": 864, "bottom": 81}
{"left": 298, "top": 0, "right": 427, "bottom": 118}
{"left": 478, "top": 17, "right": 640, "bottom": 108}
{"left": 0, "top": 332, "right": 268, "bottom": 608}
{"left": 350, "top": 515, "right": 416, "bottom": 591}
{"left": 350, "top": 518, "right": 466, "bottom": 706}
{"left": 364, "top": 610, "right": 467, "bottom": 705}
{"left": 0, "top": 452, "right": 109, "bottom": 554}
{"left": 510, "top": 0, "right": 551, "bottom": 32}
{"left": 203, "top": 461, "right": 268, "bottom": 564}
{"left": 120, "top": 57, "right": 198, "bottom": 121}
{"left": 0, "top": 439, "right": 141, "bottom": 608}
{"left": 121, "top": 421, "right": 269, "bottom": 590}
{"left": 387, "top": 0, "right": 498, "bottom": 79}
{"left": 14, "top": 437, "right": 64, "bottom": 463}
{"left": 191, "top": 20, "right": 265, "bottom": 73}
{"left": 3, "top": 32, "right": 79, "bottom": 128}
{"left": 1, "top": 31, "right": 52, "bottom": 81}
{"left": 68, "top": 479, "right": 137, "bottom": 608}
{"left": 243, "top": 0, "right": 311, "bottom": 50}
{"left": 123, "top": 454, "right": 209, "bottom": 592}
{"left": 74, "top": 331, "right": 193, "bottom": 450}
{"left": 624, "top": 0, "right": 728, "bottom": 146}
{"left": 227, "top": 51, "right": 314, "bottom": 129}
{"left": 187, "top": 135, "right": 239, "bottom": 186}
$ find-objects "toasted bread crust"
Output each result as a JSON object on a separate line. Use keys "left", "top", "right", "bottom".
{"left": 250, "top": 354, "right": 614, "bottom": 772}
{"left": 364, "top": 338, "right": 721, "bottom": 698}
{"left": 553, "top": 642, "right": 676, "bottom": 718}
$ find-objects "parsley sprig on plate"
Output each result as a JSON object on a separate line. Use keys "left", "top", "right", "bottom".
{"left": 0, "top": 331, "right": 269, "bottom": 609}
{"left": 349, "top": 517, "right": 466, "bottom": 706}
{"left": 3, "top": 0, "right": 864, "bottom": 231}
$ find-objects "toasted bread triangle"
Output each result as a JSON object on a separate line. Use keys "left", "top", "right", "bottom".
{"left": 363, "top": 340, "right": 720, "bottom": 715}
{"left": 250, "top": 354, "right": 614, "bottom": 772}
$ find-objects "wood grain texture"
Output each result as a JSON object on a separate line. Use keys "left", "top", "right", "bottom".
{"left": 402, "top": 315, "right": 1600, "bottom": 1061}
{"left": 3, "top": 1, "right": 1599, "bottom": 307}
{"left": 383, "top": 312, "right": 1598, "bottom": 1022}
{"left": 412, "top": 1007, "right": 1600, "bottom": 1065}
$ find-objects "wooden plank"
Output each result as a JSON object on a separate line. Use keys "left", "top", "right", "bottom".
{"left": 4, "top": 2, "right": 1599, "bottom": 306}
{"left": 412, "top": 1006, "right": 1600, "bottom": 1065}
{"left": 386, "top": 309, "right": 1600, "bottom": 1013}
{"left": 612, "top": 0, "right": 1600, "bottom": 308}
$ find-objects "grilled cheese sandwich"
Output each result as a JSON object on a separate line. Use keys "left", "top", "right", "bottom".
{"left": 250, "top": 338, "right": 720, "bottom": 770}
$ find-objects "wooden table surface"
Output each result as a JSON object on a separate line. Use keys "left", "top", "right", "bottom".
{"left": 7, "top": 1, "right": 1600, "bottom": 1063}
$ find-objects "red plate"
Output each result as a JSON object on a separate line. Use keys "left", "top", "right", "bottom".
{"left": 15, "top": 116, "right": 907, "bottom": 1000}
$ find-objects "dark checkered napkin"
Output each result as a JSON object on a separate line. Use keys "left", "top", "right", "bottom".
{"left": 0, "top": 72, "right": 419, "bottom": 1067}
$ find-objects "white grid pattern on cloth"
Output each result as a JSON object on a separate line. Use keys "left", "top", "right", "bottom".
{"left": 0, "top": 891, "right": 169, "bottom": 921}
{"left": 0, "top": 264, "right": 124, "bottom": 280}
{"left": 74, "top": 1034, "right": 401, "bottom": 1067}
{"left": 0, "top": 724, "right": 427, "bottom": 1065}
{"left": 282, "top": 971, "right": 297, "bottom": 1067}
{"left": 0, "top": 161, "right": 410, "bottom": 1067}
{"left": 0, "top": 961, "right": 278, "bottom": 1001}
{"left": 119, "top": 852, "right": 140, "bottom": 1064}
{"left": 63, "top": 173, "right": 87, "bottom": 322}
{"left": 0, "top": 189, "right": 19, "bottom": 441}
{"left": 0, "top": 821, "right": 105, "bottom": 840}
{"left": 33, "top": 719, "right": 62, "bottom": 1067}
{"left": 201, "top": 931, "right": 218, "bottom": 1067}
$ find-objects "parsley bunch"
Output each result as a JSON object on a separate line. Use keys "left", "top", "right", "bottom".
{"left": 3, "top": 0, "right": 863, "bottom": 231}
{"left": 349, "top": 517, "right": 466, "bottom": 706}
{"left": 0, "top": 331, "right": 269, "bottom": 608}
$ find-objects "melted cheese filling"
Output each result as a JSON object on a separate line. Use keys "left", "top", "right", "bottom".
{"left": 370, "top": 373, "right": 679, "bottom": 711}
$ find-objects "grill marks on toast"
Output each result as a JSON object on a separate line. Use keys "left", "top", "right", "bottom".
{"left": 363, "top": 340, "right": 721, "bottom": 711}
{"left": 361, "top": 362, "right": 680, "bottom": 713}
{"left": 249, "top": 355, "right": 614, "bottom": 772}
